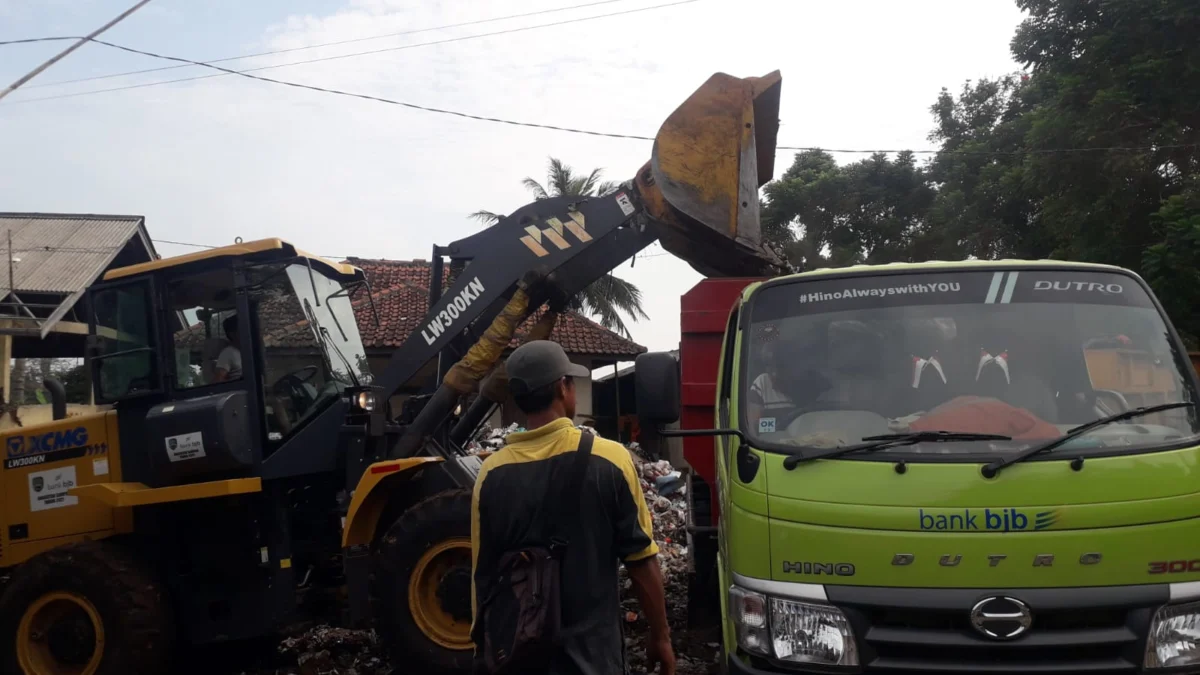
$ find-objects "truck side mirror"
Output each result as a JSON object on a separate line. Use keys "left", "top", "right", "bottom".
{"left": 635, "top": 352, "right": 680, "bottom": 427}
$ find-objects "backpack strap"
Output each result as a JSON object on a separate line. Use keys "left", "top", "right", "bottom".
{"left": 548, "top": 431, "right": 594, "bottom": 554}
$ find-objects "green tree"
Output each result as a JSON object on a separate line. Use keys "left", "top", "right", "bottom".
{"left": 762, "top": 149, "right": 942, "bottom": 269}
{"left": 924, "top": 0, "right": 1200, "bottom": 336}
{"left": 1008, "top": 0, "right": 1200, "bottom": 271}
{"left": 471, "top": 157, "right": 648, "bottom": 338}
{"left": 1142, "top": 182, "right": 1200, "bottom": 344}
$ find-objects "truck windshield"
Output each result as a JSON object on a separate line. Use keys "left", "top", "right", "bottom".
{"left": 743, "top": 268, "right": 1200, "bottom": 460}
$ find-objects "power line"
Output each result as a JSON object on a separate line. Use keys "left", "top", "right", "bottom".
{"left": 10, "top": 32, "right": 1191, "bottom": 159}
{"left": 4, "top": 0, "right": 637, "bottom": 90}
{"left": 2, "top": 0, "right": 700, "bottom": 105}
{"left": 1, "top": 10, "right": 1193, "bottom": 157}
{"left": 0, "top": 0, "right": 154, "bottom": 101}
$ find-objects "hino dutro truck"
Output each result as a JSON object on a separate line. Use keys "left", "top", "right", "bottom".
{"left": 636, "top": 262, "right": 1200, "bottom": 675}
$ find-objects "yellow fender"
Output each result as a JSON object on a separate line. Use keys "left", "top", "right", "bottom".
{"left": 341, "top": 457, "right": 444, "bottom": 548}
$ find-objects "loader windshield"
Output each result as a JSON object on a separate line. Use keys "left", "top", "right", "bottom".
{"left": 743, "top": 268, "right": 1200, "bottom": 461}
{"left": 171, "top": 261, "right": 370, "bottom": 439}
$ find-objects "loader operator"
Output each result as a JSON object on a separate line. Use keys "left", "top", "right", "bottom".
{"left": 214, "top": 314, "right": 242, "bottom": 382}
{"left": 470, "top": 340, "right": 676, "bottom": 675}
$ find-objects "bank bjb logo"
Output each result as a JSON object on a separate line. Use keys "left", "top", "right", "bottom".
{"left": 32, "top": 476, "right": 44, "bottom": 493}
{"left": 919, "top": 508, "right": 1058, "bottom": 532}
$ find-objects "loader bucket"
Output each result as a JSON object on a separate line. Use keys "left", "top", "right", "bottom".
{"left": 646, "top": 70, "right": 787, "bottom": 277}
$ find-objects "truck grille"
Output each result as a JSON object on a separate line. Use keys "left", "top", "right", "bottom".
{"left": 824, "top": 585, "right": 1164, "bottom": 675}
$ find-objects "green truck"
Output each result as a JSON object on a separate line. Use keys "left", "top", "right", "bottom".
{"left": 636, "top": 260, "right": 1200, "bottom": 674}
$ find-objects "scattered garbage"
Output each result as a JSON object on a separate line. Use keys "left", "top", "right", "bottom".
{"left": 655, "top": 471, "right": 685, "bottom": 497}
{"left": 465, "top": 422, "right": 522, "bottom": 454}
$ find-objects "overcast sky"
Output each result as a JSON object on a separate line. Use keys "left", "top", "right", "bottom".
{"left": 0, "top": 0, "right": 1026, "bottom": 366}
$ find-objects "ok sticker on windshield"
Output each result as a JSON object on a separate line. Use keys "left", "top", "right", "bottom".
{"left": 758, "top": 417, "right": 777, "bottom": 434}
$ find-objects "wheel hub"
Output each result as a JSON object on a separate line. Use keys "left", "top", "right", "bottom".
{"left": 46, "top": 614, "right": 96, "bottom": 666}
{"left": 436, "top": 566, "right": 473, "bottom": 623}
{"left": 18, "top": 591, "right": 105, "bottom": 675}
{"left": 407, "top": 537, "right": 474, "bottom": 651}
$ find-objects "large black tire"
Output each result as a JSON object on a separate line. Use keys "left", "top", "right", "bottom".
{"left": 372, "top": 489, "right": 474, "bottom": 675}
{"left": 0, "top": 540, "right": 173, "bottom": 675}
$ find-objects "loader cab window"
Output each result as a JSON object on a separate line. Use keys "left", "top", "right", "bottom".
{"left": 167, "top": 268, "right": 243, "bottom": 389}
{"left": 248, "top": 262, "right": 371, "bottom": 441}
{"left": 91, "top": 280, "right": 160, "bottom": 402}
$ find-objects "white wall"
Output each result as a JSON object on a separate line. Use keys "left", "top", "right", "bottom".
{"left": 572, "top": 355, "right": 594, "bottom": 423}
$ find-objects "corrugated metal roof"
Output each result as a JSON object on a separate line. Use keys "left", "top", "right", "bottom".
{"left": 0, "top": 213, "right": 148, "bottom": 294}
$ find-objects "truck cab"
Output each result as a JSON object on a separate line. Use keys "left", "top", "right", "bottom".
{"left": 639, "top": 260, "right": 1200, "bottom": 674}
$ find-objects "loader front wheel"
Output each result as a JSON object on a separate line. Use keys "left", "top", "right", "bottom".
{"left": 373, "top": 489, "right": 474, "bottom": 675}
{"left": 0, "top": 541, "right": 172, "bottom": 675}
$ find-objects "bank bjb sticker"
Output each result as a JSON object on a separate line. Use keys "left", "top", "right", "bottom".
{"left": 165, "top": 432, "right": 206, "bottom": 462}
{"left": 29, "top": 466, "right": 79, "bottom": 512}
{"left": 759, "top": 417, "right": 777, "bottom": 434}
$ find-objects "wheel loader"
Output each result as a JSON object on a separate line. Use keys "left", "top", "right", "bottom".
{"left": 0, "top": 69, "right": 789, "bottom": 675}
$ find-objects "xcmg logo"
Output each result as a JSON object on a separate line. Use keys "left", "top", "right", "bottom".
{"left": 5, "top": 427, "right": 89, "bottom": 458}
{"left": 919, "top": 508, "right": 1059, "bottom": 532}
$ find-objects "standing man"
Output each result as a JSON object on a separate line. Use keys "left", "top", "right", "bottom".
{"left": 471, "top": 340, "right": 675, "bottom": 675}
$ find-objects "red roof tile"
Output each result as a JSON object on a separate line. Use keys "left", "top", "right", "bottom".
{"left": 346, "top": 258, "right": 646, "bottom": 358}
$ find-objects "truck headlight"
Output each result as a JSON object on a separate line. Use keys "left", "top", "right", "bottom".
{"left": 728, "top": 585, "right": 858, "bottom": 666}
{"left": 729, "top": 586, "right": 771, "bottom": 656}
{"left": 1146, "top": 600, "right": 1200, "bottom": 668}
{"left": 771, "top": 597, "right": 858, "bottom": 666}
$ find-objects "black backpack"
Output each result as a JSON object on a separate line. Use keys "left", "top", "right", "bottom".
{"left": 477, "top": 432, "right": 594, "bottom": 674}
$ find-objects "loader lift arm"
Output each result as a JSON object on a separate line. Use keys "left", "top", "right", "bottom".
{"left": 377, "top": 70, "right": 789, "bottom": 466}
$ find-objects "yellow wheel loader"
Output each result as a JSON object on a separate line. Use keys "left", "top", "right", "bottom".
{"left": 0, "top": 69, "right": 788, "bottom": 675}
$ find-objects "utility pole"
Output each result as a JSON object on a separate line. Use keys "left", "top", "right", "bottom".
{"left": 0, "top": 0, "right": 155, "bottom": 102}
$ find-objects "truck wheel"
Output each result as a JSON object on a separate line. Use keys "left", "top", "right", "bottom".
{"left": 372, "top": 489, "right": 474, "bottom": 675}
{"left": 0, "top": 540, "right": 173, "bottom": 675}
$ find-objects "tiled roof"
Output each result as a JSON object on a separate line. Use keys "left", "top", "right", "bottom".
{"left": 346, "top": 258, "right": 646, "bottom": 357}
{"left": 176, "top": 260, "right": 645, "bottom": 358}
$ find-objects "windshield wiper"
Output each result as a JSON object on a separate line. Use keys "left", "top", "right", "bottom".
{"left": 320, "top": 326, "right": 361, "bottom": 388}
{"left": 981, "top": 401, "right": 1196, "bottom": 478}
{"left": 783, "top": 431, "right": 1012, "bottom": 470}
{"left": 301, "top": 299, "right": 361, "bottom": 388}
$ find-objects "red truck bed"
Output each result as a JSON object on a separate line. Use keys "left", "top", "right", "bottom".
{"left": 679, "top": 277, "right": 763, "bottom": 523}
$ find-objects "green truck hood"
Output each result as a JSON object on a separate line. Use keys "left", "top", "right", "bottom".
{"left": 732, "top": 445, "right": 1200, "bottom": 587}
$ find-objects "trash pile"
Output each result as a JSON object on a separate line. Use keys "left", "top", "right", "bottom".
{"left": 621, "top": 453, "right": 721, "bottom": 675}
{"left": 277, "top": 626, "right": 389, "bottom": 675}
{"left": 228, "top": 625, "right": 388, "bottom": 675}
{"left": 464, "top": 421, "right": 521, "bottom": 454}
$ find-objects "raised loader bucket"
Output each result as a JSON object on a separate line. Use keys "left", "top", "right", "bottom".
{"left": 642, "top": 70, "right": 787, "bottom": 277}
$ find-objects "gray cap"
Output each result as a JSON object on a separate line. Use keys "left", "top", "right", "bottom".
{"left": 507, "top": 340, "right": 590, "bottom": 396}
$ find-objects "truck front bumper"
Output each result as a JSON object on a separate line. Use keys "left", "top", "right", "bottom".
{"left": 729, "top": 574, "right": 1200, "bottom": 674}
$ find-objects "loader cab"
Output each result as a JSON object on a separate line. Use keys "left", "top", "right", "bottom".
{"left": 87, "top": 239, "right": 372, "bottom": 484}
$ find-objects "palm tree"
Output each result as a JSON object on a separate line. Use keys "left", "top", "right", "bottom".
{"left": 471, "top": 157, "right": 648, "bottom": 338}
